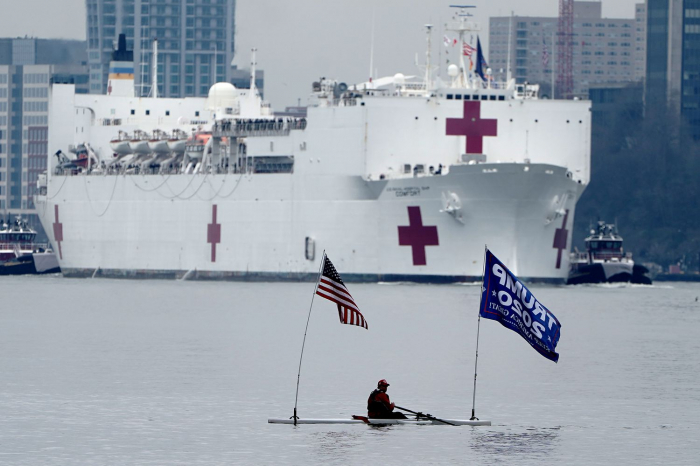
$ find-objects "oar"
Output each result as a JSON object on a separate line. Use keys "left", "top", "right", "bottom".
{"left": 394, "top": 405, "right": 457, "bottom": 426}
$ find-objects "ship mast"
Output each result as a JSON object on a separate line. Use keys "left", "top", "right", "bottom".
{"left": 250, "top": 48, "right": 258, "bottom": 97}
{"left": 423, "top": 24, "right": 434, "bottom": 89}
{"left": 445, "top": 5, "right": 479, "bottom": 89}
{"left": 152, "top": 37, "right": 158, "bottom": 98}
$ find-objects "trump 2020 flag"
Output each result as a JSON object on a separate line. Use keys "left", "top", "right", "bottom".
{"left": 479, "top": 249, "right": 561, "bottom": 362}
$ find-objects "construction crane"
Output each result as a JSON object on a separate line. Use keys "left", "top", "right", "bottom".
{"left": 556, "top": 0, "right": 574, "bottom": 99}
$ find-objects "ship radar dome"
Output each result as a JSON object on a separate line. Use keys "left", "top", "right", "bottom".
{"left": 447, "top": 64, "right": 459, "bottom": 77}
{"left": 393, "top": 73, "right": 406, "bottom": 86}
{"left": 207, "top": 82, "right": 238, "bottom": 110}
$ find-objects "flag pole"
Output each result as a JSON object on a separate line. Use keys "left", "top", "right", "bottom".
{"left": 292, "top": 250, "right": 326, "bottom": 426}
{"left": 470, "top": 245, "right": 488, "bottom": 420}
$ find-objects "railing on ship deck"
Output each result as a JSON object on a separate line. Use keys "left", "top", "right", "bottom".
{"left": 212, "top": 117, "right": 306, "bottom": 137}
{"left": 571, "top": 251, "right": 633, "bottom": 263}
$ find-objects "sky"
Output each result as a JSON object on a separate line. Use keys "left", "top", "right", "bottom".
{"left": 0, "top": 0, "right": 642, "bottom": 108}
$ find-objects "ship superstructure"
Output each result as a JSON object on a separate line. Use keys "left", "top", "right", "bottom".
{"left": 36, "top": 13, "right": 591, "bottom": 283}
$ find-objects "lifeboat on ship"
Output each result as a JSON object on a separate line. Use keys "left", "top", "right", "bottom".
{"left": 109, "top": 130, "right": 132, "bottom": 156}
{"left": 183, "top": 132, "right": 213, "bottom": 173}
{"left": 184, "top": 132, "right": 212, "bottom": 161}
{"left": 128, "top": 130, "right": 151, "bottom": 155}
{"left": 148, "top": 129, "right": 171, "bottom": 154}
{"left": 167, "top": 129, "right": 188, "bottom": 155}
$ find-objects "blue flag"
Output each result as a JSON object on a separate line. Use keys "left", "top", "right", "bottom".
{"left": 475, "top": 37, "right": 489, "bottom": 81}
{"left": 479, "top": 249, "right": 561, "bottom": 362}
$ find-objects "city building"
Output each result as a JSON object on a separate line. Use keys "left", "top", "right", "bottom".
{"left": 489, "top": 1, "right": 646, "bottom": 98}
{"left": 0, "top": 38, "right": 88, "bottom": 227}
{"left": 589, "top": 82, "right": 644, "bottom": 150}
{"left": 86, "top": 0, "right": 237, "bottom": 98}
{"left": 645, "top": 0, "right": 700, "bottom": 139}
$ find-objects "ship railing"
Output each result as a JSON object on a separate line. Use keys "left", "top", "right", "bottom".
{"left": 331, "top": 97, "right": 358, "bottom": 107}
{"left": 212, "top": 118, "right": 307, "bottom": 137}
{"left": 402, "top": 83, "right": 427, "bottom": 91}
{"left": 101, "top": 118, "right": 123, "bottom": 126}
{"left": 570, "top": 252, "right": 590, "bottom": 263}
{"left": 513, "top": 84, "right": 540, "bottom": 99}
{"left": 0, "top": 242, "right": 51, "bottom": 251}
{"left": 571, "top": 251, "right": 631, "bottom": 263}
{"left": 591, "top": 252, "right": 626, "bottom": 261}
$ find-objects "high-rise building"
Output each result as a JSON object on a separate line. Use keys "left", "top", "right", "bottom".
{"left": 86, "top": 0, "right": 236, "bottom": 98}
{"left": 489, "top": 1, "right": 646, "bottom": 98}
{"left": 645, "top": 0, "right": 700, "bottom": 139}
{"left": 0, "top": 39, "right": 88, "bottom": 224}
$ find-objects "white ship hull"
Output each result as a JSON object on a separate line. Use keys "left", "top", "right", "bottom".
{"left": 36, "top": 162, "right": 582, "bottom": 283}
{"left": 38, "top": 45, "right": 591, "bottom": 284}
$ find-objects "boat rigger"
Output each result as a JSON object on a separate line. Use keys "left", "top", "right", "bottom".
{"left": 267, "top": 417, "right": 491, "bottom": 426}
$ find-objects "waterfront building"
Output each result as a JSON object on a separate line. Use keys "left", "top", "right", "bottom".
{"left": 645, "top": 0, "right": 700, "bottom": 140}
{"left": 0, "top": 38, "right": 88, "bottom": 229}
{"left": 86, "top": 0, "right": 237, "bottom": 98}
{"left": 489, "top": 1, "right": 646, "bottom": 98}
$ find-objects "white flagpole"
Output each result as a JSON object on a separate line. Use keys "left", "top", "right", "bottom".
{"left": 471, "top": 245, "right": 488, "bottom": 420}
{"left": 292, "top": 250, "right": 326, "bottom": 426}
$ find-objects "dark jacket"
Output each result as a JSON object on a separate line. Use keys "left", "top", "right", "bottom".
{"left": 367, "top": 388, "right": 395, "bottom": 418}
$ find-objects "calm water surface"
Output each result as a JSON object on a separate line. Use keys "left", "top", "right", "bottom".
{"left": 0, "top": 276, "right": 698, "bottom": 465}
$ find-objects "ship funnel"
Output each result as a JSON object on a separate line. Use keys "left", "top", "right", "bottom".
{"left": 107, "top": 33, "right": 135, "bottom": 98}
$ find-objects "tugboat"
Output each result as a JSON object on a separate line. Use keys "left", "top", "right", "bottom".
{"left": 0, "top": 217, "right": 61, "bottom": 276}
{"left": 567, "top": 221, "right": 652, "bottom": 285}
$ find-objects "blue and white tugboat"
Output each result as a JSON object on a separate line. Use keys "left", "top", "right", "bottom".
{"left": 567, "top": 221, "right": 651, "bottom": 285}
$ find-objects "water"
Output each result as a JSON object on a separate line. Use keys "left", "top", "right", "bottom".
{"left": 1, "top": 276, "right": 699, "bottom": 465}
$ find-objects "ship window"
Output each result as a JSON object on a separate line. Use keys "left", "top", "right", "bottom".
{"left": 249, "top": 156, "right": 294, "bottom": 174}
{"left": 130, "top": 109, "right": 135, "bottom": 115}
{"left": 146, "top": 110, "right": 150, "bottom": 115}
{"left": 490, "top": 95, "right": 496, "bottom": 101}
{"left": 481, "top": 95, "right": 488, "bottom": 101}
{"left": 455, "top": 94, "right": 462, "bottom": 100}
{"left": 403, "top": 164, "right": 411, "bottom": 174}
{"left": 498, "top": 96, "right": 505, "bottom": 101}
{"left": 195, "top": 111, "right": 200, "bottom": 117}
{"left": 447, "top": 94, "right": 454, "bottom": 100}
{"left": 166, "top": 110, "right": 170, "bottom": 116}
{"left": 464, "top": 95, "right": 471, "bottom": 101}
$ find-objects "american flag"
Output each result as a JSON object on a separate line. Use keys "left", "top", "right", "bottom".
{"left": 315, "top": 255, "right": 368, "bottom": 329}
{"left": 463, "top": 42, "right": 476, "bottom": 57}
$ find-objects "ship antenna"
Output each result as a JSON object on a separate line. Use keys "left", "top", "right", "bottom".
{"left": 447, "top": 5, "right": 477, "bottom": 88}
{"left": 506, "top": 12, "right": 513, "bottom": 83}
{"left": 152, "top": 37, "right": 158, "bottom": 99}
{"left": 250, "top": 48, "right": 258, "bottom": 96}
{"left": 424, "top": 24, "right": 433, "bottom": 89}
{"left": 368, "top": 6, "right": 376, "bottom": 85}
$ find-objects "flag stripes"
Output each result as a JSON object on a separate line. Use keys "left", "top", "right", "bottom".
{"left": 315, "top": 255, "right": 368, "bottom": 330}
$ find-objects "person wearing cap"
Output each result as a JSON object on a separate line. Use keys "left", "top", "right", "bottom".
{"left": 367, "top": 379, "right": 407, "bottom": 419}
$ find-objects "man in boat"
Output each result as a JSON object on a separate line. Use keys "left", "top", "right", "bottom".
{"left": 367, "top": 379, "right": 407, "bottom": 419}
